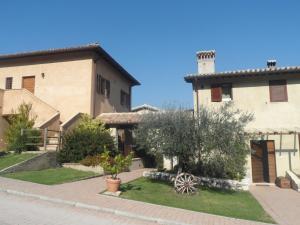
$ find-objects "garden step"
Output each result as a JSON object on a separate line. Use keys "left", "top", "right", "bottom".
{"left": 38, "top": 146, "right": 58, "bottom": 151}
{"left": 48, "top": 140, "right": 59, "bottom": 144}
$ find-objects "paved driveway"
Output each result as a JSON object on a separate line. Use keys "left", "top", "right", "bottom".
{"left": 250, "top": 185, "right": 300, "bottom": 225}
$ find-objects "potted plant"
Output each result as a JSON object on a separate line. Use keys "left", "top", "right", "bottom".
{"left": 99, "top": 150, "right": 133, "bottom": 192}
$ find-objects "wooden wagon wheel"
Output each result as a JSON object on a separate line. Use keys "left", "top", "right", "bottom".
{"left": 174, "top": 173, "right": 198, "bottom": 194}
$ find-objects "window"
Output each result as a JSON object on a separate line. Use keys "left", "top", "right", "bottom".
{"left": 120, "top": 90, "right": 130, "bottom": 108}
{"left": 5, "top": 77, "right": 13, "bottom": 89}
{"left": 100, "top": 77, "right": 106, "bottom": 95}
{"left": 96, "top": 74, "right": 101, "bottom": 94}
{"left": 269, "top": 80, "right": 287, "bottom": 102}
{"left": 221, "top": 84, "right": 232, "bottom": 101}
{"left": 121, "top": 90, "right": 126, "bottom": 105}
{"left": 211, "top": 83, "right": 232, "bottom": 102}
{"left": 96, "top": 74, "right": 110, "bottom": 98}
{"left": 126, "top": 93, "right": 131, "bottom": 108}
{"left": 105, "top": 80, "right": 110, "bottom": 98}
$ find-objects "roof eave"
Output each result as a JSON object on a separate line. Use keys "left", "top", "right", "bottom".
{"left": 95, "top": 46, "right": 140, "bottom": 86}
{"left": 184, "top": 68, "right": 300, "bottom": 83}
{"left": 0, "top": 44, "right": 141, "bottom": 86}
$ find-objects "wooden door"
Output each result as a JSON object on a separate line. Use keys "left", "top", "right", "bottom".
{"left": 251, "top": 140, "right": 277, "bottom": 183}
{"left": 251, "top": 141, "right": 265, "bottom": 183}
{"left": 22, "top": 76, "right": 35, "bottom": 93}
{"left": 266, "top": 141, "right": 277, "bottom": 183}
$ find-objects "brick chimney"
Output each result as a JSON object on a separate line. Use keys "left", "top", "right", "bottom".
{"left": 196, "top": 50, "right": 216, "bottom": 74}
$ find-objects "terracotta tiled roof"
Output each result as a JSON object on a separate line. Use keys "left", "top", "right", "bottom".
{"left": 185, "top": 66, "right": 300, "bottom": 82}
{"left": 97, "top": 112, "right": 142, "bottom": 125}
{"left": 0, "top": 43, "right": 99, "bottom": 59}
{"left": 0, "top": 43, "right": 140, "bottom": 86}
{"left": 131, "top": 104, "right": 159, "bottom": 112}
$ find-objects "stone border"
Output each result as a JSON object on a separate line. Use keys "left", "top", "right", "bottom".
{"left": 143, "top": 171, "right": 249, "bottom": 191}
{"left": 62, "top": 163, "right": 104, "bottom": 174}
{"left": 130, "top": 158, "right": 144, "bottom": 170}
{"left": 0, "top": 188, "right": 189, "bottom": 225}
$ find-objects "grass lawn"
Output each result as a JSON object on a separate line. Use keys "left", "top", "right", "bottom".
{"left": 0, "top": 153, "right": 37, "bottom": 170}
{"left": 120, "top": 178, "right": 274, "bottom": 223}
{"left": 3, "top": 168, "right": 97, "bottom": 185}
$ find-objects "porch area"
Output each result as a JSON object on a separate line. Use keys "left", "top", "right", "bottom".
{"left": 248, "top": 129, "right": 300, "bottom": 186}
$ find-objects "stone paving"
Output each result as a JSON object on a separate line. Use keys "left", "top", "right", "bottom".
{"left": 0, "top": 169, "right": 273, "bottom": 225}
{"left": 250, "top": 185, "right": 300, "bottom": 225}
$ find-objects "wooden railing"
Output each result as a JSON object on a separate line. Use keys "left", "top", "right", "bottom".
{"left": 21, "top": 128, "right": 62, "bottom": 151}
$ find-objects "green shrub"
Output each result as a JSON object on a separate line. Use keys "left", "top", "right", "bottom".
{"left": 80, "top": 154, "right": 102, "bottom": 167}
{"left": 58, "top": 114, "right": 115, "bottom": 163}
{"left": 4, "top": 103, "right": 40, "bottom": 153}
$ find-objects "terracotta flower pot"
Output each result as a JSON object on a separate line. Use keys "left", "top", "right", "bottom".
{"left": 106, "top": 177, "right": 121, "bottom": 192}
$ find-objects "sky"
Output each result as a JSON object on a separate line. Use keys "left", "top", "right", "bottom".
{"left": 1, "top": 0, "right": 300, "bottom": 108}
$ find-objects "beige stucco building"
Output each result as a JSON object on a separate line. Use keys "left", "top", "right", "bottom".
{"left": 185, "top": 50, "right": 300, "bottom": 184}
{"left": 0, "top": 44, "right": 140, "bottom": 149}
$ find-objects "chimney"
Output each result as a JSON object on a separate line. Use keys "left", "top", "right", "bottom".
{"left": 196, "top": 50, "right": 216, "bottom": 74}
{"left": 267, "top": 59, "right": 277, "bottom": 69}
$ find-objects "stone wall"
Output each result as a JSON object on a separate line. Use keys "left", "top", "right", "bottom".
{"left": 62, "top": 163, "right": 104, "bottom": 174}
{"left": 130, "top": 158, "right": 144, "bottom": 171}
{"left": 0, "top": 151, "right": 58, "bottom": 174}
{"left": 143, "top": 171, "right": 249, "bottom": 191}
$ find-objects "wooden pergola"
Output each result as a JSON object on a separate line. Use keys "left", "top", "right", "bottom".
{"left": 97, "top": 112, "right": 142, "bottom": 155}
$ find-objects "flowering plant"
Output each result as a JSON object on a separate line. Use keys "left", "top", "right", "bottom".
{"left": 100, "top": 150, "right": 133, "bottom": 179}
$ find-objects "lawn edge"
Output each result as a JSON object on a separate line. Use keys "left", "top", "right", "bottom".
{"left": 3, "top": 168, "right": 103, "bottom": 185}
{"left": 117, "top": 178, "right": 276, "bottom": 224}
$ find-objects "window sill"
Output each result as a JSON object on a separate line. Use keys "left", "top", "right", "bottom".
{"left": 269, "top": 101, "right": 288, "bottom": 103}
{"left": 222, "top": 98, "right": 232, "bottom": 102}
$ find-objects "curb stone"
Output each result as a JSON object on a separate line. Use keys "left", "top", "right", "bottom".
{"left": 0, "top": 188, "right": 190, "bottom": 225}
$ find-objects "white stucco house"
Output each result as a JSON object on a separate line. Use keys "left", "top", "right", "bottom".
{"left": 185, "top": 50, "right": 300, "bottom": 185}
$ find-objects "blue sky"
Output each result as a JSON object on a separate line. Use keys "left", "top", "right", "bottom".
{"left": 1, "top": 1, "right": 300, "bottom": 108}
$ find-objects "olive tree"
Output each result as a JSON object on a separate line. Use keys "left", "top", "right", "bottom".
{"left": 135, "top": 103, "right": 253, "bottom": 180}
{"left": 135, "top": 107, "right": 196, "bottom": 170}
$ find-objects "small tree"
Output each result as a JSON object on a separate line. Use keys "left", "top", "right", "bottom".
{"left": 4, "top": 103, "right": 38, "bottom": 153}
{"left": 135, "top": 107, "right": 196, "bottom": 171}
{"left": 99, "top": 150, "right": 133, "bottom": 179}
{"left": 193, "top": 103, "right": 254, "bottom": 179}
{"left": 58, "top": 114, "right": 115, "bottom": 163}
{"left": 135, "top": 103, "right": 253, "bottom": 180}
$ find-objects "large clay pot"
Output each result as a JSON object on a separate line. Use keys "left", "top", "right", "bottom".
{"left": 106, "top": 177, "right": 121, "bottom": 192}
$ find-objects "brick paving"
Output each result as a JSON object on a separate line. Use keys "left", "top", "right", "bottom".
{"left": 0, "top": 169, "right": 272, "bottom": 225}
{"left": 250, "top": 185, "right": 300, "bottom": 225}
